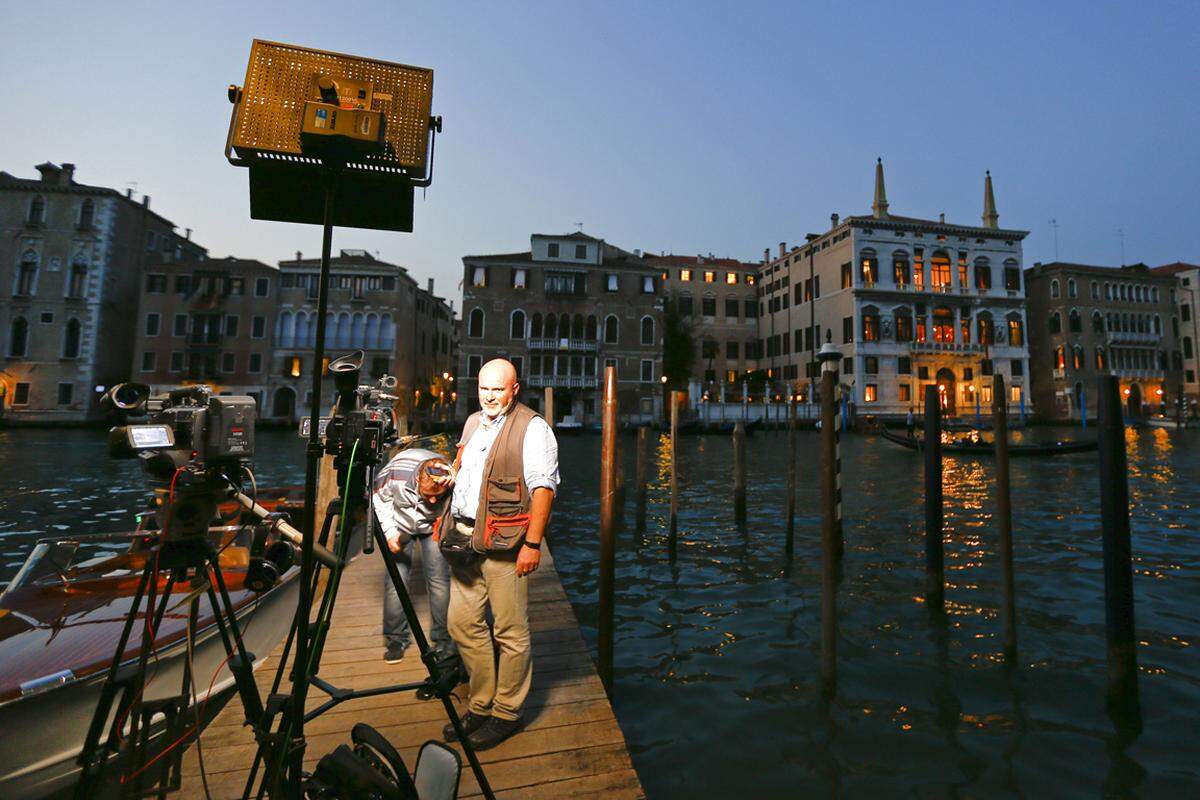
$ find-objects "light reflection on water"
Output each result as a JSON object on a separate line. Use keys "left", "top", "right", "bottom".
{"left": 0, "top": 425, "right": 1196, "bottom": 796}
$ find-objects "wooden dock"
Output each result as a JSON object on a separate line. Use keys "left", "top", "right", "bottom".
{"left": 178, "top": 546, "right": 644, "bottom": 798}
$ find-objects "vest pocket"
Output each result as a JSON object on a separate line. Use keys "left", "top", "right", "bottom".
{"left": 486, "top": 476, "right": 523, "bottom": 517}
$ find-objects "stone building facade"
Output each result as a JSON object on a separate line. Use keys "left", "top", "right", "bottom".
{"left": 131, "top": 256, "right": 278, "bottom": 408}
{"left": 647, "top": 253, "right": 761, "bottom": 391}
{"left": 411, "top": 278, "right": 458, "bottom": 423}
{"left": 0, "top": 162, "right": 196, "bottom": 424}
{"left": 1025, "top": 261, "right": 1183, "bottom": 420}
{"left": 458, "top": 232, "right": 663, "bottom": 423}
{"left": 759, "top": 160, "right": 1031, "bottom": 418}
{"left": 1151, "top": 262, "right": 1199, "bottom": 412}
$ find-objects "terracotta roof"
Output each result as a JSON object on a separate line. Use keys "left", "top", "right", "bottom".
{"left": 1026, "top": 261, "right": 1170, "bottom": 278}
{"left": 1151, "top": 262, "right": 1199, "bottom": 275}
{"left": 462, "top": 251, "right": 534, "bottom": 262}
{"left": 531, "top": 231, "right": 605, "bottom": 242}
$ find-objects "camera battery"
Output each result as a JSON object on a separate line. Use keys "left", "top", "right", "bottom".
{"left": 206, "top": 396, "right": 257, "bottom": 460}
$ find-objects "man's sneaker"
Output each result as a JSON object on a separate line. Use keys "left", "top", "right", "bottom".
{"left": 466, "top": 716, "right": 522, "bottom": 751}
{"left": 384, "top": 642, "right": 407, "bottom": 664}
{"left": 443, "top": 711, "right": 489, "bottom": 742}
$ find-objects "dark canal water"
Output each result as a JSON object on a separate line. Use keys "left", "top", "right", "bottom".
{"left": 1, "top": 425, "right": 1197, "bottom": 797}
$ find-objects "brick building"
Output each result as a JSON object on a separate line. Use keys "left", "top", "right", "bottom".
{"left": 132, "top": 256, "right": 277, "bottom": 407}
{"left": 411, "top": 279, "right": 458, "bottom": 424}
{"left": 759, "top": 160, "right": 1031, "bottom": 418}
{"left": 0, "top": 162, "right": 196, "bottom": 423}
{"left": 459, "top": 232, "right": 663, "bottom": 424}
{"left": 647, "top": 254, "right": 761, "bottom": 392}
{"left": 1151, "top": 262, "right": 1199, "bottom": 411}
{"left": 1025, "top": 261, "right": 1183, "bottom": 420}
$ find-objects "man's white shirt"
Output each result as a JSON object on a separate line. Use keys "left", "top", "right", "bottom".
{"left": 451, "top": 410, "right": 559, "bottom": 520}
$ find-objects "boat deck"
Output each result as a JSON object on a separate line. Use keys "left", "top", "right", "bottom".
{"left": 178, "top": 545, "right": 644, "bottom": 798}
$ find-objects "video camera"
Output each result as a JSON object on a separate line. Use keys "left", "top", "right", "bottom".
{"left": 310, "top": 350, "right": 401, "bottom": 470}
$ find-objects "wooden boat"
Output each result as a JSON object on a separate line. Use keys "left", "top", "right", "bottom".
{"left": 0, "top": 518, "right": 302, "bottom": 798}
{"left": 879, "top": 428, "right": 1098, "bottom": 456}
{"left": 1144, "top": 415, "right": 1193, "bottom": 430}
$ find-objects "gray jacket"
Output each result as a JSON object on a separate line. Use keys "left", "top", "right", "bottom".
{"left": 371, "top": 448, "right": 451, "bottom": 547}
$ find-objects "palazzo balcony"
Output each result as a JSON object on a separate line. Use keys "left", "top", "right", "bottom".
{"left": 526, "top": 337, "right": 599, "bottom": 353}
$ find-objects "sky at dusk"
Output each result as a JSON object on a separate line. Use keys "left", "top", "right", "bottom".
{"left": 5, "top": 1, "right": 1198, "bottom": 301}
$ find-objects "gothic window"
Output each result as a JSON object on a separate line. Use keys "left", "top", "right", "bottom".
{"left": 9, "top": 317, "right": 29, "bottom": 357}
{"left": 604, "top": 315, "right": 619, "bottom": 344}
{"left": 510, "top": 309, "right": 526, "bottom": 339}
{"left": 468, "top": 308, "right": 484, "bottom": 338}
{"left": 640, "top": 316, "right": 655, "bottom": 345}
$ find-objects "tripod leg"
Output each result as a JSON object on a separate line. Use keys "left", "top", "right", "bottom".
{"left": 206, "top": 558, "right": 265, "bottom": 722}
{"left": 73, "top": 554, "right": 155, "bottom": 800}
{"left": 371, "top": 524, "right": 496, "bottom": 800}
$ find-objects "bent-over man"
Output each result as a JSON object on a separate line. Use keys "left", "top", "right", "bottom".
{"left": 443, "top": 358, "right": 558, "bottom": 750}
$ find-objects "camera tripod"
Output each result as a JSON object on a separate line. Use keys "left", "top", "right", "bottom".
{"left": 73, "top": 529, "right": 267, "bottom": 799}
{"left": 241, "top": 434, "right": 495, "bottom": 800}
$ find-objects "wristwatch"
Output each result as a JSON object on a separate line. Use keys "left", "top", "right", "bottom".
{"left": 524, "top": 540, "right": 542, "bottom": 551}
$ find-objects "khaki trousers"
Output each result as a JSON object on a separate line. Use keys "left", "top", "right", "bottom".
{"left": 448, "top": 542, "right": 531, "bottom": 721}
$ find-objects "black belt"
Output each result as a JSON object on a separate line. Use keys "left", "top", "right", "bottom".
{"left": 455, "top": 516, "right": 475, "bottom": 526}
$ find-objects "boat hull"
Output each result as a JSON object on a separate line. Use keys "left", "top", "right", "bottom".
{"left": 0, "top": 567, "right": 299, "bottom": 799}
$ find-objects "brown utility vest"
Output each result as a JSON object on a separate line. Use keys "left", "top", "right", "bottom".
{"left": 452, "top": 402, "right": 541, "bottom": 555}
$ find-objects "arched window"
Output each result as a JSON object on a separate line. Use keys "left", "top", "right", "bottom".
{"left": 572, "top": 314, "right": 585, "bottom": 340}
{"left": 277, "top": 311, "right": 293, "bottom": 346}
{"left": 79, "top": 199, "right": 94, "bottom": 229}
{"left": 1096, "top": 347, "right": 1107, "bottom": 369}
{"left": 973, "top": 257, "right": 992, "bottom": 290}
{"left": 585, "top": 315, "right": 598, "bottom": 341}
{"left": 544, "top": 313, "right": 557, "bottom": 339}
{"left": 351, "top": 313, "right": 365, "bottom": 347}
{"left": 893, "top": 306, "right": 914, "bottom": 341}
{"left": 1006, "top": 312, "right": 1024, "bottom": 346}
{"left": 1153, "top": 315, "right": 1161, "bottom": 335}
{"left": 1054, "top": 345, "right": 1066, "bottom": 369}
{"left": 365, "top": 313, "right": 380, "bottom": 349}
{"left": 510, "top": 309, "right": 526, "bottom": 339}
{"left": 1050, "top": 279, "right": 1061, "bottom": 298}
{"left": 640, "top": 316, "right": 655, "bottom": 345}
{"left": 468, "top": 307, "right": 484, "bottom": 338}
{"left": 1105, "top": 283, "right": 1112, "bottom": 300}
{"left": 1152, "top": 287, "right": 1160, "bottom": 302}
{"left": 932, "top": 306, "right": 955, "bottom": 342}
{"left": 380, "top": 315, "right": 395, "bottom": 348}
{"left": 1092, "top": 311, "right": 1104, "bottom": 333}
{"left": 1134, "top": 286, "right": 1143, "bottom": 302}
{"left": 1072, "top": 345, "right": 1084, "bottom": 370}
{"left": 1049, "top": 311, "right": 1062, "bottom": 334}
{"left": 1068, "top": 309, "right": 1081, "bottom": 333}
{"left": 604, "top": 315, "right": 619, "bottom": 344}
{"left": 977, "top": 311, "right": 995, "bottom": 344}
{"left": 15, "top": 250, "right": 38, "bottom": 296}
{"left": 930, "top": 251, "right": 952, "bottom": 290}
{"left": 28, "top": 196, "right": 45, "bottom": 225}
{"left": 335, "top": 313, "right": 351, "bottom": 348}
{"left": 859, "top": 248, "right": 878, "bottom": 285}
{"left": 293, "top": 312, "right": 309, "bottom": 348}
{"left": 892, "top": 251, "right": 910, "bottom": 286}
{"left": 62, "top": 318, "right": 81, "bottom": 358}
{"left": 530, "top": 313, "right": 542, "bottom": 338}
{"left": 8, "top": 317, "right": 29, "bottom": 358}
{"left": 861, "top": 305, "right": 880, "bottom": 342}
{"left": 1067, "top": 278, "right": 1077, "bottom": 298}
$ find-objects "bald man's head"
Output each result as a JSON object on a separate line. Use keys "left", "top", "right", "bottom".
{"left": 477, "top": 358, "right": 519, "bottom": 418}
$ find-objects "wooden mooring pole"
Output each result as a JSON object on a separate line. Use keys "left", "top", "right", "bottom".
{"left": 924, "top": 384, "right": 945, "bottom": 614}
{"left": 635, "top": 426, "right": 648, "bottom": 532}
{"left": 669, "top": 390, "right": 679, "bottom": 548}
{"left": 1097, "top": 375, "right": 1140, "bottom": 725}
{"left": 598, "top": 366, "right": 618, "bottom": 696}
{"left": 993, "top": 374, "right": 1017, "bottom": 660}
{"left": 786, "top": 399, "right": 796, "bottom": 559}
{"left": 819, "top": 367, "right": 838, "bottom": 695}
{"left": 733, "top": 422, "right": 747, "bottom": 524}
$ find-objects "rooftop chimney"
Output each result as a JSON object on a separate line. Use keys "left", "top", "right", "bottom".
{"left": 142, "top": 195, "right": 150, "bottom": 208}
{"left": 185, "top": 228, "right": 192, "bottom": 240}
{"left": 126, "top": 188, "right": 133, "bottom": 199}
{"left": 763, "top": 248, "right": 770, "bottom": 264}
{"left": 427, "top": 277, "right": 435, "bottom": 293}
{"left": 35, "top": 162, "right": 61, "bottom": 183}
{"left": 60, "top": 163, "right": 75, "bottom": 186}
{"left": 634, "top": 248, "right": 641, "bottom": 258}
{"left": 779, "top": 242, "right": 787, "bottom": 258}
{"left": 831, "top": 213, "right": 839, "bottom": 228}
{"left": 939, "top": 212, "right": 945, "bottom": 223}
{"left": 296, "top": 251, "right": 302, "bottom": 261}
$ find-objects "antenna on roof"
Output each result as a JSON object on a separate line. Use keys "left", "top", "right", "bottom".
{"left": 1116, "top": 228, "right": 1126, "bottom": 266}
{"left": 574, "top": 221, "right": 583, "bottom": 232}
{"left": 1049, "top": 219, "right": 1059, "bottom": 261}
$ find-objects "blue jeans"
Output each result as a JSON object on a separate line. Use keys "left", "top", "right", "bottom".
{"left": 384, "top": 533, "right": 455, "bottom": 655}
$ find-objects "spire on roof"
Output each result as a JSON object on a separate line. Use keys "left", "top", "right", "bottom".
{"left": 872, "top": 157, "right": 889, "bottom": 219}
{"left": 982, "top": 170, "right": 999, "bottom": 229}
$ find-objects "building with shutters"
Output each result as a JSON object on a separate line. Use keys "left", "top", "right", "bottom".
{"left": 758, "top": 159, "right": 1031, "bottom": 418}
{"left": 458, "top": 232, "right": 663, "bottom": 424}
{"left": 0, "top": 162, "right": 199, "bottom": 424}
{"left": 1151, "top": 262, "right": 1199, "bottom": 413}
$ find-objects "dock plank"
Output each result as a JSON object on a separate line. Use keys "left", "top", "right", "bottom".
{"left": 178, "top": 545, "right": 643, "bottom": 798}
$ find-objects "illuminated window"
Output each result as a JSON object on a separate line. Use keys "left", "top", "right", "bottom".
{"left": 726, "top": 369, "right": 737, "bottom": 383}
{"left": 898, "top": 384, "right": 911, "bottom": 402}
{"left": 1010, "top": 385, "right": 1022, "bottom": 403}
{"left": 932, "top": 307, "right": 955, "bottom": 342}
{"left": 862, "top": 308, "right": 880, "bottom": 342}
{"left": 726, "top": 272, "right": 737, "bottom": 285}
{"left": 1007, "top": 316, "right": 1024, "bottom": 346}
{"left": 913, "top": 249, "right": 925, "bottom": 289}
{"left": 981, "top": 385, "right": 993, "bottom": 405}
{"left": 1054, "top": 345, "right": 1066, "bottom": 369}
{"left": 289, "top": 356, "right": 302, "bottom": 378}
{"left": 745, "top": 274, "right": 755, "bottom": 286}
{"left": 471, "top": 266, "right": 486, "bottom": 287}
{"left": 512, "top": 268, "right": 527, "bottom": 289}
{"left": 957, "top": 252, "right": 968, "bottom": 288}
{"left": 607, "top": 273, "right": 619, "bottom": 292}
{"left": 704, "top": 271, "right": 715, "bottom": 283}
{"left": 864, "top": 384, "right": 877, "bottom": 402}
{"left": 930, "top": 253, "right": 952, "bottom": 290}
{"left": 680, "top": 269, "right": 692, "bottom": 282}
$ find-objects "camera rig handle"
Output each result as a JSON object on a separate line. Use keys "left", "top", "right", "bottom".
{"left": 233, "top": 491, "right": 340, "bottom": 569}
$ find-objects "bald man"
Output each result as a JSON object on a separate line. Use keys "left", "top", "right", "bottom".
{"left": 442, "top": 358, "right": 559, "bottom": 750}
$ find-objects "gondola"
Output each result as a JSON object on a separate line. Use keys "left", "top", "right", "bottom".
{"left": 0, "top": 489, "right": 307, "bottom": 799}
{"left": 879, "top": 428, "right": 1098, "bottom": 456}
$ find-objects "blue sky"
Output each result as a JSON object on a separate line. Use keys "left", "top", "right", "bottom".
{"left": 5, "top": 1, "right": 1198, "bottom": 299}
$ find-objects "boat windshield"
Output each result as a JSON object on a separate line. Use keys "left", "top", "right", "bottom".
{"left": 1, "top": 527, "right": 251, "bottom": 599}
